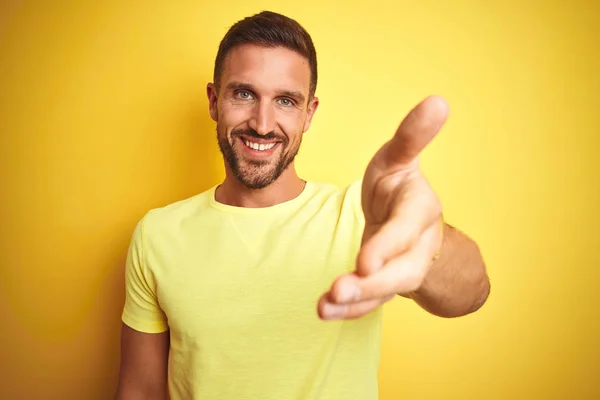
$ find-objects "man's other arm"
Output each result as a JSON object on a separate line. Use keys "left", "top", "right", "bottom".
{"left": 114, "top": 324, "right": 170, "bottom": 400}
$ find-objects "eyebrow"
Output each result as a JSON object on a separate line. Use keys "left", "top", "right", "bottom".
{"left": 225, "top": 81, "right": 306, "bottom": 105}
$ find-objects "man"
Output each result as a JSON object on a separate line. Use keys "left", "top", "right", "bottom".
{"left": 115, "top": 10, "right": 490, "bottom": 400}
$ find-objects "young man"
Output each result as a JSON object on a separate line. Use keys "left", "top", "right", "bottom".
{"left": 115, "top": 11, "right": 490, "bottom": 400}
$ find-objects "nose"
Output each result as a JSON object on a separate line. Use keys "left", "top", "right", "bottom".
{"left": 248, "top": 100, "right": 276, "bottom": 136}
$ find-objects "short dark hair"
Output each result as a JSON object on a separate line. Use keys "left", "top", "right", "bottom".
{"left": 213, "top": 11, "right": 318, "bottom": 99}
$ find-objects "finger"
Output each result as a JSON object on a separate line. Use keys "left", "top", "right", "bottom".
{"left": 356, "top": 226, "right": 438, "bottom": 302}
{"left": 318, "top": 291, "right": 394, "bottom": 320}
{"left": 329, "top": 217, "right": 435, "bottom": 304}
{"left": 328, "top": 273, "right": 363, "bottom": 304}
{"left": 357, "top": 190, "right": 441, "bottom": 276}
{"left": 382, "top": 95, "right": 449, "bottom": 168}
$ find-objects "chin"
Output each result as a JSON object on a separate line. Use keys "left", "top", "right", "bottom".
{"left": 238, "top": 172, "right": 277, "bottom": 190}
{"left": 236, "top": 163, "right": 284, "bottom": 190}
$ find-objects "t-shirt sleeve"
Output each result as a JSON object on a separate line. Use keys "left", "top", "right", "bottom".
{"left": 121, "top": 215, "right": 169, "bottom": 333}
{"left": 339, "top": 179, "right": 366, "bottom": 257}
{"left": 346, "top": 178, "right": 366, "bottom": 232}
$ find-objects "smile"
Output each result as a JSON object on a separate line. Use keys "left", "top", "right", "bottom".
{"left": 243, "top": 140, "right": 277, "bottom": 151}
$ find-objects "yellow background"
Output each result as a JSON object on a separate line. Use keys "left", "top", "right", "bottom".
{"left": 1, "top": 1, "right": 598, "bottom": 399}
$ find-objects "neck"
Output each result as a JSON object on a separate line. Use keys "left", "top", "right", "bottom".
{"left": 215, "top": 164, "right": 306, "bottom": 208}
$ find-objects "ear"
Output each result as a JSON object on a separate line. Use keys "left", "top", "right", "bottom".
{"left": 206, "top": 83, "right": 218, "bottom": 122}
{"left": 302, "top": 96, "right": 319, "bottom": 133}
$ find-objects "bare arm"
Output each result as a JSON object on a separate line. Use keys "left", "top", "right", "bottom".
{"left": 115, "top": 323, "right": 170, "bottom": 400}
{"left": 403, "top": 223, "right": 490, "bottom": 318}
{"left": 319, "top": 97, "right": 490, "bottom": 321}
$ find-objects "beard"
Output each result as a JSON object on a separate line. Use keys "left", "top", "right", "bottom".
{"left": 217, "top": 127, "right": 301, "bottom": 189}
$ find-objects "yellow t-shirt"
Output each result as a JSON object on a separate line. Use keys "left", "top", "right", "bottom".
{"left": 122, "top": 180, "right": 382, "bottom": 399}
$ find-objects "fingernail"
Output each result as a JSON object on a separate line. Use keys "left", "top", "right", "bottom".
{"left": 339, "top": 284, "right": 361, "bottom": 303}
{"left": 323, "top": 303, "right": 348, "bottom": 320}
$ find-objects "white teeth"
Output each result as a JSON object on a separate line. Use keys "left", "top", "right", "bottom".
{"left": 244, "top": 140, "right": 276, "bottom": 151}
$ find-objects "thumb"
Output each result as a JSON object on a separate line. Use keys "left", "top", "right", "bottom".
{"left": 381, "top": 95, "right": 449, "bottom": 168}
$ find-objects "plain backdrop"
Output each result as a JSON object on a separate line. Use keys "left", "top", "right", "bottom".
{"left": 1, "top": 1, "right": 598, "bottom": 399}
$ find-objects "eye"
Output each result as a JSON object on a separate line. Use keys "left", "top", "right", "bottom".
{"left": 236, "top": 90, "right": 253, "bottom": 100}
{"left": 278, "top": 98, "right": 294, "bottom": 107}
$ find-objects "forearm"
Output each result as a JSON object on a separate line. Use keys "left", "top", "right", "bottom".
{"left": 406, "top": 223, "right": 490, "bottom": 318}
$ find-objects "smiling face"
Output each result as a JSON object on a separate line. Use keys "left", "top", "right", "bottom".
{"left": 207, "top": 44, "right": 319, "bottom": 189}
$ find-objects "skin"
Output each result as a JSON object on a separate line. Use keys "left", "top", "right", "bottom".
{"left": 114, "top": 325, "right": 169, "bottom": 400}
{"left": 115, "top": 43, "right": 490, "bottom": 398}
{"left": 206, "top": 44, "right": 319, "bottom": 208}
{"left": 319, "top": 96, "right": 490, "bottom": 319}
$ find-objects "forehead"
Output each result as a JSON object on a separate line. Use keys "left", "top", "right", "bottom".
{"left": 220, "top": 44, "right": 311, "bottom": 96}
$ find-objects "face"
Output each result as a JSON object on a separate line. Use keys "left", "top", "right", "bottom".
{"left": 207, "top": 44, "right": 319, "bottom": 189}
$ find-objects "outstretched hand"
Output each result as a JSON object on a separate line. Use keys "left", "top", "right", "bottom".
{"left": 318, "top": 96, "right": 449, "bottom": 320}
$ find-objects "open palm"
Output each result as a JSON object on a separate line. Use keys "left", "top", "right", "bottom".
{"left": 318, "top": 96, "right": 449, "bottom": 320}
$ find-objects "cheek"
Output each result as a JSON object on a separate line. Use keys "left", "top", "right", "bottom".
{"left": 219, "top": 104, "right": 252, "bottom": 131}
{"left": 278, "top": 111, "right": 306, "bottom": 140}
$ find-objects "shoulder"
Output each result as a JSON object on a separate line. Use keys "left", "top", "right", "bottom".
{"left": 138, "top": 186, "right": 216, "bottom": 237}
{"left": 305, "top": 179, "right": 363, "bottom": 217}
{"left": 310, "top": 179, "right": 361, "bottom": 200}
{"left": 308, "top": 179, "right": 361, "bottom": 198}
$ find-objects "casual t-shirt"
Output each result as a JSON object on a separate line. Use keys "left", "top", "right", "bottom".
{"left": 122, "top": 180, "right": 382, "bottom": 399}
